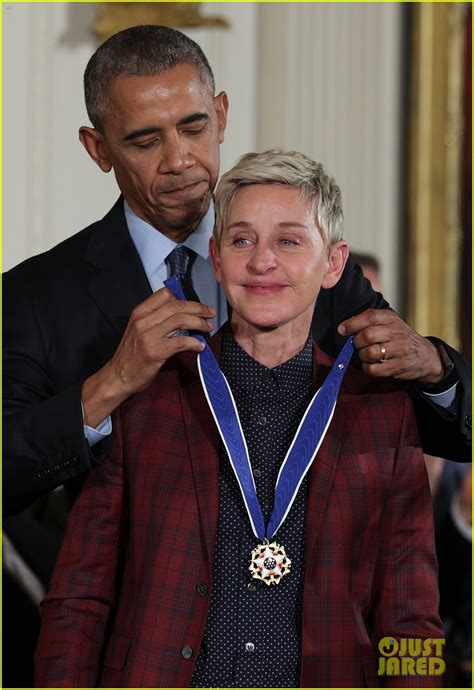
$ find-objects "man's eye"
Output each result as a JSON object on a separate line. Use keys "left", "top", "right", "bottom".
{"left": 183, "top": 126, "right": 206, "bottom": 137}
{"left": 133, "top": 140, "right": 159, "bottom": 150}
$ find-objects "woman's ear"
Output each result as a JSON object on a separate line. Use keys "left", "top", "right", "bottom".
{"left": 79, "top": 126, "right": 113, "bottom": 173}
{"left": 209, "top": 236, "right": 223, "bottom": 283}
{"left": 321, "top": 241, "right": 349, "bottom": 289}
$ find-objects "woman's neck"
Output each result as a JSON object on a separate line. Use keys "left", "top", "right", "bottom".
{"left": 230, "top": 318, "right": 311, "bottom": 369}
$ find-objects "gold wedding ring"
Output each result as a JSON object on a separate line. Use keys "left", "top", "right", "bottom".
{"left": 379, "top": 345, "right": 387, "bottom": 363}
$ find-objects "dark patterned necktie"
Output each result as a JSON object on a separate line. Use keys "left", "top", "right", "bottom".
{"left": 165, "top": 245, "right": 200, "bottom": 302}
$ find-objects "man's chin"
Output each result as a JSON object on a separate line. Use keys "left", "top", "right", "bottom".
{"left": 155, "top": 194, "right": 212, "bottom": 236}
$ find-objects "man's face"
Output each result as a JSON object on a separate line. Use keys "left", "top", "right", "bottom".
{"left": 80, "top": 64, "right": 228, "bottom": 239}
{"left": 210, "top": 184, "right": 347, "bottom": 333}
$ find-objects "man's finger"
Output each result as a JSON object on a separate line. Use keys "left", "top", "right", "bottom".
{"left": 133, "top": 286, "right": 216, "bottom": 318}
{"left": 134, "top": 286, "right": 178, "bottom": 314}
{"left": 361, "top": 360, "right": 410, "bottom": 379}
{"left": 160, "top": 312, "right": 215, "bottom": 337}
{"left": 351, "top": 326, "right": 394, "bottom": 351}
{"left": 133, "top": 296, "right": 216, "bottom": 332}
{"left": 338, "top": 308, "right": 396, "bottom": 335}
{"left": 357, "top": 343, "right": 396, "bottom": 365}
{"left": 161, "top": 334, "right": 206, "bottom": 357}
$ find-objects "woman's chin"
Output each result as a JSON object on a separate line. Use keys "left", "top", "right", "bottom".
{"left": 231, "top": 309, "right": 291, "bottom": 332}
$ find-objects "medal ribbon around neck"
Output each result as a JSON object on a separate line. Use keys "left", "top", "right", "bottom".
{"left": 164, "top": 276, "right": 354, "bottom": 543}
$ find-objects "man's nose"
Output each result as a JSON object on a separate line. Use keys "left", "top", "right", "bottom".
{"left": 160, "top": 133, "right": 192, "bottom": 174}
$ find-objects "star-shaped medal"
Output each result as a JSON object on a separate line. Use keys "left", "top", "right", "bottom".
{"left": 249, "top": 541, "right": 291, "bottom": 585}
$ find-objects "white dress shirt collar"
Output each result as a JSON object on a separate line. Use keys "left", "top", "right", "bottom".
{"left": 124, "top": 199, "right": 214, "bottom": 278}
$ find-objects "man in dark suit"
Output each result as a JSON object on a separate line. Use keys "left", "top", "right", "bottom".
{"left": 3, "top": 25, "right": 470, "bottom": 517}
{"left": 35, "top": 150, "right": 443, "bottom": 688}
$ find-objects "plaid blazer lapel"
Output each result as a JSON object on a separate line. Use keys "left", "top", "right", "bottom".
{"left": 304, "top": 344, "right": 347, "bottom": 559}
{"left": 304, "top": 401, "right": 346, "bottom": 560}
{"left": 179, "top": 336, "right": 223, "bottom": 576}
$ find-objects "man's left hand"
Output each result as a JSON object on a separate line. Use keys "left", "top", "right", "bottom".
{"left": 338, "top": 309, "right": 444, "bottom": 384}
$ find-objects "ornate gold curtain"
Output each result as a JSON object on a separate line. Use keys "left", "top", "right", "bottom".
{"left": 406, "top": 3, "right": 469, "bottom": 350}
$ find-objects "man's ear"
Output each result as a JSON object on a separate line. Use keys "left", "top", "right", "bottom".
{"left": 321, "top": 241, "right": 349, "bottom": 289}
{"left": 214, "top": 91, "right": 229, "bottom": 144}
{"left": 209, "top": 236, "right": 223, "bottom": 282}
{"left": 79, "top": 126, "right": 113, "bottom": 173}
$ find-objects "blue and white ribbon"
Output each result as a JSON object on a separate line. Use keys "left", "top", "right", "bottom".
{"left": 164, "top": 275, "right": 353, "bottom": 541}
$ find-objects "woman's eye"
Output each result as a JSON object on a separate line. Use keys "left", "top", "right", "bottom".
{"left": 233, "top": 238, "right": 251, "bottom": 247}
{"left": 280, "top": 238, "right": 297, "bottom": 246}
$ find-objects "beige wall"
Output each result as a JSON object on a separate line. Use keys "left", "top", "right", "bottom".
{"left": 3, "top": 2, "right": 403, "bottom": 308}
{"left": 3, "top": 2, "right": 258, "bottom": 268}
{"left": 257, "top": 3, "right": 403, "bottom": 307}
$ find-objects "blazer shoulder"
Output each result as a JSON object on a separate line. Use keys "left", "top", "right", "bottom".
{"left": 342, "top": 364, "right": 400, "bottom": 398}
{"left": 122, "top": 333, "right": 223, "bottom": 418}
{"left": 313, "top": 340, "right": 400, "bottom": 399}
{"left": 339, "top": 367, "right": 420, "bottom": 453}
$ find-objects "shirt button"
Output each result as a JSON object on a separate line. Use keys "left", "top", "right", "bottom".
{"left": 181, "top": 645, "right": 194, "bottom": 659}
{"left": 247, "top": 582, "right": 257, "bottom": 592}
{"left": 253, "top": 468, "right": 261, "bottom": 478}
{"left": 261, "top": 371, "right": 273, "bottom": 384}
{"left": 196, "top": 582, "right": 208, "bottom": 596}
{"left": 245, "top": 642, "right": 255, "bottom": 652}
{"left": 258, "top": 416, "right": 267, "bottom": 426}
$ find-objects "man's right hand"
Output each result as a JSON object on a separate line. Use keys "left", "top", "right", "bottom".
{"left": 81, "top": 287, "right": 215, "bottom": 428}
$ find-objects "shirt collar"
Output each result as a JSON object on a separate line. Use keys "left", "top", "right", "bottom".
{"left": 221, "top": 325, "right": 313, "bottom": 394}
{"left": 183, "top": 202, "right": 215, "bottom": 259}
{"left": 124, "top": 200, "right": 215, "bottom": 277}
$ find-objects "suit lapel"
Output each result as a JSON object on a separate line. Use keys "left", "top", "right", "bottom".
{"left": 304, "top": 402, "right": 346, "bottom": 556}
{"left": 84, "top": 198, "right": 152, "bottom": 336}
{"left": 304, "top": 344, "right": 347, "bottom": 557}
{"left": 179, "top": 336, "right": 223, "bottom": 574}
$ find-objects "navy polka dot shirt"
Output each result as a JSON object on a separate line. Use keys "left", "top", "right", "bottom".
{"left": 191, "top": 327, "right": 314, "bottom": 688}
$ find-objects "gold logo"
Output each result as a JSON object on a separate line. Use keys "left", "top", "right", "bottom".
{"left": 377, "top": 637, "right": 445, "bottom": 676}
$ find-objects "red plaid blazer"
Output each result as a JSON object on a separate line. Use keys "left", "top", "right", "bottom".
{"left": 35, "top": 334, "right": 443, "bottom": 688}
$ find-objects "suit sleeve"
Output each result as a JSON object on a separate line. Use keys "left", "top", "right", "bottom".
{"left": 2, "top": 269, "right": 110, "bottom": 516}
{"left": 369, "top": 396, "right": 445, "bottom": 688}
{"left": 313, "top": 254, "right": 471, "bottom": 462}
{"left": 408, "top": 339, "right": 471, "bottom": 462}
{"left": 312, "top": 253, "right": 389, "bottom": 355}
{"left": 34, "top": 407, "right": 127, "bottom": 688}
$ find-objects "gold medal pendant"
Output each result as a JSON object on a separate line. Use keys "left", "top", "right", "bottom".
{"left": 249, "top": 541, "right": 291, "bottom": 585}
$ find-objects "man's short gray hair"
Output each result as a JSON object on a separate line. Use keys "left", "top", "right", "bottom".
{"left": 214, "top": 149, "right": 344, "bottom": 246}
{"left": 84, "top": 25, "right": 215, "bottom": 131}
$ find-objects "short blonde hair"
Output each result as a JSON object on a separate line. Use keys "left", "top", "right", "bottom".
{"left": 214, "top": 149, "right": 343, "bottom": 245}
